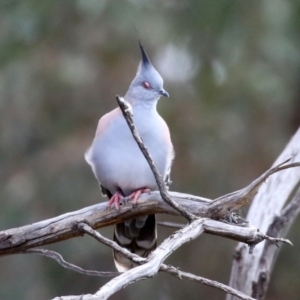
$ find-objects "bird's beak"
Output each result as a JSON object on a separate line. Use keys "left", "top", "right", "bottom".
{"left": 159, "top": 89, "right": 169, "bottom": 98}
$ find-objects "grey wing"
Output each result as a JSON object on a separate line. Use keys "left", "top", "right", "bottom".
{"left": 100, "top": 185, "right": 112, "bottom": 199}
{"left": 164, "top": 165, "right": 172, "bottom": 189}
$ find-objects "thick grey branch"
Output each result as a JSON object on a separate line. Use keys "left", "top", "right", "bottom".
{"left": 0, "top": 158, "right": 297, "bottom": 256}
{"left": 0, "top": 191, "right": 207, "bottom": 256}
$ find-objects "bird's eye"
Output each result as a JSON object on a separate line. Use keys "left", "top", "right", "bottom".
{"left": 142, "top": 81, "right": 151, "bottom": 89}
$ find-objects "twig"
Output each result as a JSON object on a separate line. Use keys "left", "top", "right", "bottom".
{"left": 24, "top": 249, "right": 119, "bottom": 277}
{"left": 161, "top": 264, "right": 255, "bottom": 300}
{"left": 116, "top": 95, "right": 196, "bottom": 222}
{"left": 208, "top": 160, "right": 300, "bottom": 219}
{"left": 157, "top": 221, "right": 185, "bottom": 229}
{"left": 201, "top": 220, "right": 292, "bottom": 251}
{"left": 261, "top": 234, "right": 293, "bottom": 246}
{"left": 77, "top": 223, "right": 145, "bottom": 264}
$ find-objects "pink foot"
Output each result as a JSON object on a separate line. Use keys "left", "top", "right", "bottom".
{"left": 107, "top": 191, "right": 124, "bottom": 210}
{"left": 128, "top": 188, "right": 151, "bottom": 205}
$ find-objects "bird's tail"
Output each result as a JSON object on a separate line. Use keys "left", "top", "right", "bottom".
{"left": 113, "top": 214, "right": 156, "bottom": 272}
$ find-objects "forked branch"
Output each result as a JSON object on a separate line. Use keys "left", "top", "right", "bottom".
{"left": 0, "top": 160, "right": 296, "bottom": 256}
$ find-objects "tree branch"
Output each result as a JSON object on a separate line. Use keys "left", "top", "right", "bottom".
{"left": 0, "top": 191, "right": 206, "bottom": 256}
{"left": 0, "top": 159, "right": 297, "bottom": 256}
{"left": 160, "top": 265, "right": 255, "bottom": 300}
{"left": 116, "top": 95, "right": 196, "bottom": 221}
{"left": 53, "top": 223, "right": 256, "bottom": 300}
{"left": 24, "top": 249, "right": 119, "bottom": 277}
{"left": 77, "top": 223, "right": 145, "bottom": 265}
{"left": 208, "top": 158, "right": 300, "bottom": 219}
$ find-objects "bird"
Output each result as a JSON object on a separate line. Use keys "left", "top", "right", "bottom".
{"left": 85, "top": 40, "right": 174, "bottom": 272}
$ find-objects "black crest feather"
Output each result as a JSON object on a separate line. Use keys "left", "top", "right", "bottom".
{"left": 134, "top": 24, "right": 151, "bottom": 67}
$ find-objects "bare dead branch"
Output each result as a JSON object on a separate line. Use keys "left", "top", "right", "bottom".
{"left": 53, "top": 294, "right": 97, "bottom": 300}
{"left": 0, "top": 159, "right": 297, "bottom": 257}
{"left": 77, "top": 223, "right": 145, "bottom": 265}
{"left": 158, "top": 220, "right": 292, "bottom": 252}
{"left": 157, "top": 221, "right": 185, "bottom": 228}
{"left": 62, "top": 219, "right": 206, "bottom": 299}
{"left": 24, "top": 249, "right": 119, "bottom": 277}
{"left": 208, "top": 160, "right": 300, "bottom": 219}
{"left": 0, "top": 194, "right": 292, "bottom": 258}
{"left": 0, "top": 191, "right": 208, "bottom": 256}
{"left": 160, "top": 265, "right": 256, "bottom": 300}
{"left": 201, "top": 220, "right": 292, "bottom": 251}
{"left": 54, "top": 222, "right": 255, "bottom": 300}
{"left": 54, "top": 265, "right": 255, "bottom": 300}
{"left": 116, "top": 95, "right": 196, "bottom": 221}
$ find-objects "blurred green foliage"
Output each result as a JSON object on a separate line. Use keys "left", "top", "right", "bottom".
{"left": 0, "top": 0, "right": 300, "bottom": 299}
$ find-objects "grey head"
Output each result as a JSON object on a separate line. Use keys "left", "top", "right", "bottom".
{"left": 125, "top": 41, "right": 169, "bottom": 104}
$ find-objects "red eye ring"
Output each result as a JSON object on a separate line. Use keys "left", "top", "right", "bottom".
{"left": 142, "top": 81, "right": 151, "bottom": 89}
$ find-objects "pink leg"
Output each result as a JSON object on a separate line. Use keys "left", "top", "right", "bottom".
{"left": 107, "top": 191, "right": 124, "bottom": 210}
{"left": 128, "top": 188, "right": 151, "bottom": 205}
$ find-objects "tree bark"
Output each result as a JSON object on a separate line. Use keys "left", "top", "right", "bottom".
{"left": 227, "top": 127, "right": 300, "bottom": 300}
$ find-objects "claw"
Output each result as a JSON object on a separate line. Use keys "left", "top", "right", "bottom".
{"left": 107, "top": 191, "right": 124, "bottom": 210}
{"left": 107, "top": 188, "right": 150, "bottom": 209}
{"left": 128, "top": 188, "right": 151, "bottom": 205}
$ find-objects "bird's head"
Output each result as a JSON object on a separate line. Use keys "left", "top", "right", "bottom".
{"left": 125, "top": 41, "right": 169, "bottom": 104}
